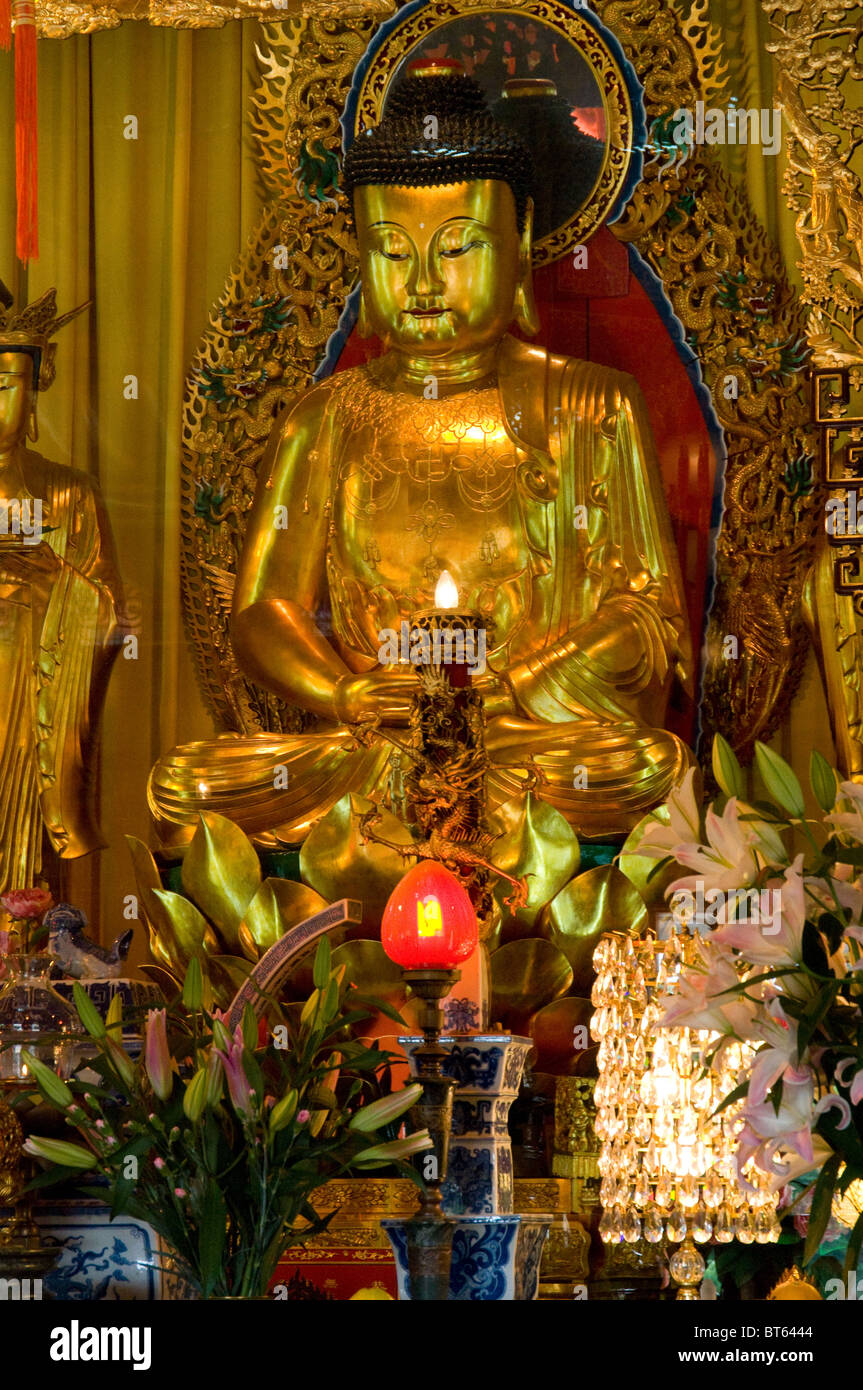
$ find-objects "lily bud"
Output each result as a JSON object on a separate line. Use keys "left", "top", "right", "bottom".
{"left": 268, "top": 1088, "right": 298, "bottom": 1136}
{"left": 23, "top": 1136, "right": 96, "bottom": 1170}
{"left": 105, "top": 1037, "right": 136, "bottom": 1092}
{"left": 105, "top": 993, "right": 124, "bottom": 1041}
{"left": 348, "top": 1083, "right": 423, "bottom": 1134}
{"left": 203, "top": 1050, "right": 223, "bottom": 1108}
{"left": 21, "top": 1052, "right": 75, "bottom": 1110}
{"left": 144, "top": 1008, "right": 173, "bottom": 1101}
{"left": 353, "top": 1130, "right": 434, "bottom": 1168}
{"left": 182, "top": 1066, "right": 209, "bottom": 1123}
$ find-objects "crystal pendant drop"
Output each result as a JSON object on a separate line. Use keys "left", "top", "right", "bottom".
{"left": 704, "top": 1170, "right": 723, "bottom": 1208}
{"left": 713, "top": 1204, "right": 735, "bottom": 1243}
{"left": 755, "top": 1207, "right": 774, "bottom": 1244}
{"left": 737, "top": 1209, "right": 756, "bottom": 1245}
{"left": 692, "top": 1202, "right": 713, "bottom": 1243}
{"left": 633, "top": 1105, "right": 651, "bottom": 1146}
{"left": 643, "top": 1202, "right": 664, "bottom": 1243}
{"left": 666, "top": 1204, "right": 687, "bottom": 1243}
{"left": 655, "top": 1172, "right": 673, "bottom": 1208}
{"left": 679, "top": 1174, "right": 699, "bottom": 1210}
{"left": 634, "top": 1168, "right": 651, "bottom": 1209}
{"left": 623, "top": 1209, "right": 642, "bottom": 1243}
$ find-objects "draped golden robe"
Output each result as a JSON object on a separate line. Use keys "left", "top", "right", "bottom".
{"left": 150, "top": 336, "right": 692, "bottom": 845}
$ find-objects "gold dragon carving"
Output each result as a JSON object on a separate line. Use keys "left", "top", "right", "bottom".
{"left": 175, "top": 0, "right": 817, "bottom": 771}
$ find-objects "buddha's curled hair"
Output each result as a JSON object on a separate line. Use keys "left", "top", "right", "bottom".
{"left": 342, "top": 72, "right": 532, "bottom": 231}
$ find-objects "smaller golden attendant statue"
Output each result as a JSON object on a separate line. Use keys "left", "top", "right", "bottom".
{"left": 0, "top": 281, "right": 123, "bottom": 894}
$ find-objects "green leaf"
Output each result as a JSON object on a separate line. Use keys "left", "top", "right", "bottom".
{"left": 312, "top": 936, "right": 332, "bottom": 990}
{"left": 803, "top": 1152, "right": 842, "bottom": 1265}
{"left": 182, "top": 956, "right": 203, "bottom": 1012}
{"left": 810, "top": 749, "right": 839, "bottom": 814}
{"left": 754, "top": 742, "right": 806, "bottom": 819}
{"left": 712, "top": 733, "right": 745, "bottom": 800}
{"left": 796, "top": 983, "right": 839, "bottom": 1059}
{"left": 198, "top": 1179, "right": 227, "bottom": 1299}
{"left": 349, "top": 994, "right": 408, "bottom": 1028}
{"left": 710, "top": 1079, "right": 749, "bottom": 1118}
{"left": 73, "top": 982, "right": 106, "bottom": 1039}
{"left": 843, "top": 1209, "right": 863, "bottom": 1277}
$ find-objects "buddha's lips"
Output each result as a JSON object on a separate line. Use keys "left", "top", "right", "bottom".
{"left": 403, "top": 308, "right": 449, "bottom": 318}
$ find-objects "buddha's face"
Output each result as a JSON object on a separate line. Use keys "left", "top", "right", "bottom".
{"left": 0, "top": 351, "right": 35, "bottom": 452}
{"left": 354, "top": 179, "right": 529, "bottom": 358}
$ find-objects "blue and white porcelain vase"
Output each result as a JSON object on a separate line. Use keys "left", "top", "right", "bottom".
{"left": 385, "top": 1034, "right": 550, "bottom": 1301}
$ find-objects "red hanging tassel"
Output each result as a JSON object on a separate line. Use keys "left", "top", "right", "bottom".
{"left": 13, "top": 0, "right": 38, "bottom": 263}
{"left": 0, "top": 0, "right": 12, "bottom": 52}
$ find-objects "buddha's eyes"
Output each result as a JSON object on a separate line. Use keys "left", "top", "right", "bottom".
{"left": 439, "top": 238, "right": 485, "bottom": 259}
{"left": 378, "top": 247, "right": 410, "bottom": 262}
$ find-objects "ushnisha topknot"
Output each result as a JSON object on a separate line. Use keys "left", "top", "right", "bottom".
{"left": 342, "top": 61, "right": 533, "bottom": 233}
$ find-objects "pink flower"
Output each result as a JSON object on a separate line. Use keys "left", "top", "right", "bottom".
{"left": 297, "top": 1109, "right": 311, "bottom": 1124}
{"left": 636, "top": 767, "right": 702, "bottom": 859}
{"left": 144, "top": 1009, "right": 173, "bottom": 1102}
{"left": 813, "top": 1093, "right": 851, "bottom": 1129}
{"left": 737, "top": 1073, "right": 816, "bottom": 1186}
{"left": 669, "top": 799, "right": 763, "bottom": 894}
{"left": 835, "top": 1056, "right": 863, "bottom": 1104}
{"left": 746, "top": 998, "right": 809, "bottom": 1106}
{"left": 174, "top": 1187, "right": 187, "bottom": 1198}
{"left": 656, "top": 940, "right": 757, "bottom": 1036}
{"left": 215, "top": 1038, "right": 255, "bottom": 1120}
{"left": 153, "top": 1157, "right": 165, "bottom": 1170}
{"left": 713, "top": 860, "right": 807, "bottom": 968}
{"left": 1, "top": 888, "right": 53, "bottom": 920}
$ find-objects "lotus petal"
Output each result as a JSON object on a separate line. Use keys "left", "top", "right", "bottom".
{"left": 242, "top": 878, "right": 329, "bottom": 957}
{"left": 618, "top": 806, "right": 680, "bottom": 908}
{"left": 489, "top": 791, "right": 580, "bottom": 940}
{"left": 539, "top": 864, "right": 648, "bottom": 992}
{"left": 151, "top": 889, "right": 218, "bottom": 968}
{"left": 530, "top": 996, "right": 596, "bottom": 1076}
{"left": 300, "top": 794, "right": 416, "bottom": 935}
{"left": 181, "top": 812, "right": 261, "bottom": 950}
{"left": 490, "top": 939, "right": 573, "bottom": 1035}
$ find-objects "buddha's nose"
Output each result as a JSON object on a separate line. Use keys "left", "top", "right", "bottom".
{"left": 406, "top": 249, "right": 444, "bottom": 301}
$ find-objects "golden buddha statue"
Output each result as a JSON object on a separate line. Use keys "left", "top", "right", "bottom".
{"left": 150, "top": 68, "right": 692, "bottom": 848}
{"left": 0, "top": 282, "right": 123, "bottom": 893}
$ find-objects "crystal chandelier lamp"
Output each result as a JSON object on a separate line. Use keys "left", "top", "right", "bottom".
{"left": 591, "top": 930, "right": 780, "bottom": 1295}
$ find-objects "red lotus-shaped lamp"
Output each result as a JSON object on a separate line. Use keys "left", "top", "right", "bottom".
{"left": 381, "top": 861, "right": 478, "bottom": 970}
{"left": 381, "top": 862, "right": 478, "bottom": 1299}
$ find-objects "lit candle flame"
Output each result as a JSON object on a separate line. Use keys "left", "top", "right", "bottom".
{"left": 434, "top": 569, "right": 458, "bottom": 609}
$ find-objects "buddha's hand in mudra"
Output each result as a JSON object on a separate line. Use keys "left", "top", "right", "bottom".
{"left": 333, "top": 666, "right": 516, "bottom": 725}
{"left": 334, "top": 668, "right": 416, "bottom": 726}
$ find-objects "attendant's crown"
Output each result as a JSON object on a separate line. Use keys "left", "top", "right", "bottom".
{"left": 0, "top": 278, "right": 89, "bottom": 390}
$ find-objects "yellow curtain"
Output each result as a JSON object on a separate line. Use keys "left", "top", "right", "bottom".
{"left": 0, "top": 21, "right": 263, "bottom": 958}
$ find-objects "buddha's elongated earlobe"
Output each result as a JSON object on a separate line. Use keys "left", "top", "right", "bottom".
{"left": 513, "top": 197, "right": 539, "bottom": 337}
{"left": 26, "top": 399, "right": 38, "bottom": 444}
{"left": 357, "top": 285, "right": 373, "bottom": 339}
